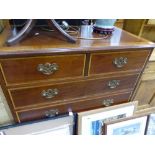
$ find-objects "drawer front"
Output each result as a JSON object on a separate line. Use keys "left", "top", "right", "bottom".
{"left": 89, "top": 50, "right": 150, "bottom": 75}
{"left": 16, "top": 91, "right": 131, "bottom": 122}
{"left": 9, "top": 74, "right": 139, "bottom": 109}
{"left": 0, "top": 54, "right": 85, "bottom": 85}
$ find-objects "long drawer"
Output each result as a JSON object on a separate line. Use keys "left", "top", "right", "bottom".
{"left": 89, "top": 50, "right": 150, "bottom": 75}
{"left": 0, "top": 54, "right": 85, "bottom": 85}
{"left": 16, "top": 91, "right": 132, "bottom": 122}
{"left": 9, "top": 74, "right": 139, "bottom": 109}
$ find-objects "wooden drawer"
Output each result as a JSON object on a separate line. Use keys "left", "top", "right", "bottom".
{"left": 16, "top": 91, "right": 132, "bottom": 122}
{"left": 9, "top": 74, "right": 139, "bottom": 109}
{"left": 89, "top": 50, "right": 150, "bottom": 75}
{"left": 0, "top": 54, "right": 85, "bottom": 85}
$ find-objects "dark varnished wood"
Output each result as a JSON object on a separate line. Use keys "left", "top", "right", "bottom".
{"left": 89, "top": 50, "right": 151, "bottom": 75}
{"left": 16, "top": 91, "right": 131, "bottom": 122}
{"left": 0, "top": 54, "right": 85, "bottom": 85}
{"left": 6, "top": 20, "right": 36, "bottom": 46}
{"left": 6, "top": 19, "right": 76, "bottom": 46}
{"left": 47, "top": 19, "right": 76, "bottom": 43}
{"left": 9, "top": 74, "right": 139, "bottom": 109}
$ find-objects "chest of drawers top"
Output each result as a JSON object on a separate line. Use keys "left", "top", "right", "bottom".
{"left": 0, "top": 26, "right": 154, "bottom": 57}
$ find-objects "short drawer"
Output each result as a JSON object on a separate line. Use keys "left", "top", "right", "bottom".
{"left": 89, "top": 50, "right": 150, "bottom": 75}
{"left": 16, "top": 91, "right": 131, "bottom": 122}
{"left": 9, "top": 74, "right": 139, "bottom": 109}
{"left": 0, "top": 54, "right": 85, "bottom": 85}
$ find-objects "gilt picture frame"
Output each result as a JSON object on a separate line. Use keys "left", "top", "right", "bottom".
{"left": 104, "top": 114, "right": 147, "bottom": 135}
{"left": 77, "top": 101, "right": 138, "bottom": 135}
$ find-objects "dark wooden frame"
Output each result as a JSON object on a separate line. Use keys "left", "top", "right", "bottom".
{"left": 6, "top": 19, "right": 76, "bottom": 46}
{"left": 103, "top": 114, "right": 148, "bottom": 135}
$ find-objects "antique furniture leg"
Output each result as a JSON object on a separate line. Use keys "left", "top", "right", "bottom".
{"left": 6, "top": 19, "right": 36, "bottom": 46}
{"left": 47, "top": 19, "right": 76, "bottom": 43}
{"left": 6, "top": 19, "right": 76, "bottom": 46}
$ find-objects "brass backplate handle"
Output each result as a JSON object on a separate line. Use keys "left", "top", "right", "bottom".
{"left": 108, "top": 80, "right": 120, "bottom": 89}
{"left": 42, "top": 88, "right": 59, "bottom": 99}
{"left": 37, "top": 63, "right": 59, "bottom": 75}
{"left": 45, "top": 109, "right": 59, "bottom": 118}
{"left": 102, "top": 99, "right": 114, "bottom": 106}
{"left": 113, "top": 57, "right": 128, "bottom": 68}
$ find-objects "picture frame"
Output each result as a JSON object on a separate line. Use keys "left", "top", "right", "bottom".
{"left": 146, "top": 113, "right": 155, "bottom": 135}
{"left": 77, "top": 101, "right": 138, "bottom": 135}
{"left": 0, "top": 115, "right": 74, "bottom": 135}
{"left": 0, "top": 131, "right": 5, "bottom": 135}
{"left": 104, "top": 114, "right": 147, "bottom": 135}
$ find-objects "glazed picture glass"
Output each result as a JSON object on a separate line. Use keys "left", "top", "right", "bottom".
{"left": 105, "top": 116, "right": 147, "bottom": 135}
{"left": 146, "top": 113, "right": 155, "bottom": 135}
{"left": 78, "top": 101, "right": 137, "bottom": 135}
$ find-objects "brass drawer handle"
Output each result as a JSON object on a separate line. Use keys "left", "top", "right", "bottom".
{"left": 108, "top": 80, "right": 120, "bottom": 89}
{"left": 102, "top": 99, "right": 114, "bottom": 106}
{"left": 113, "top": 57, "right": 128, "bottom": 68}
{"left": 37, "top": 63, "right": 59, "bottom": 75}
{"left": 42, "top": 88, "right": 59, "bottom": 99}
{"left": 45, "top": 109, "right": 59, "bottom": 118}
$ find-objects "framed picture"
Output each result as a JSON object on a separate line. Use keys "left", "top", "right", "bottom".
{"left": 0, "top": 131, "right": 5, "bottom": 135}
{"left": 77, "top": 101, "right": 138, "bottom": 135}
{"left": 0, "top": 115, "right": 74, "bottom": 135}
{"left": 104, "top": 115, "right": 147, "bottom": 135}
{"left": 146, "top": 113, "right": 155, "bottom": 135}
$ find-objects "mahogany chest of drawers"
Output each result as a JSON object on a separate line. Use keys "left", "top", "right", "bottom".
{"left": 0, "top": 26, "right": 154, "bottom": 123}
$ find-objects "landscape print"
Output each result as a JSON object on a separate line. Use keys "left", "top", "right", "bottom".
{"left": 91, "top": 113, "right": 126, "bottom": 135}
{"left": 112, "top": 123, "right": 141, "bottom": 135}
